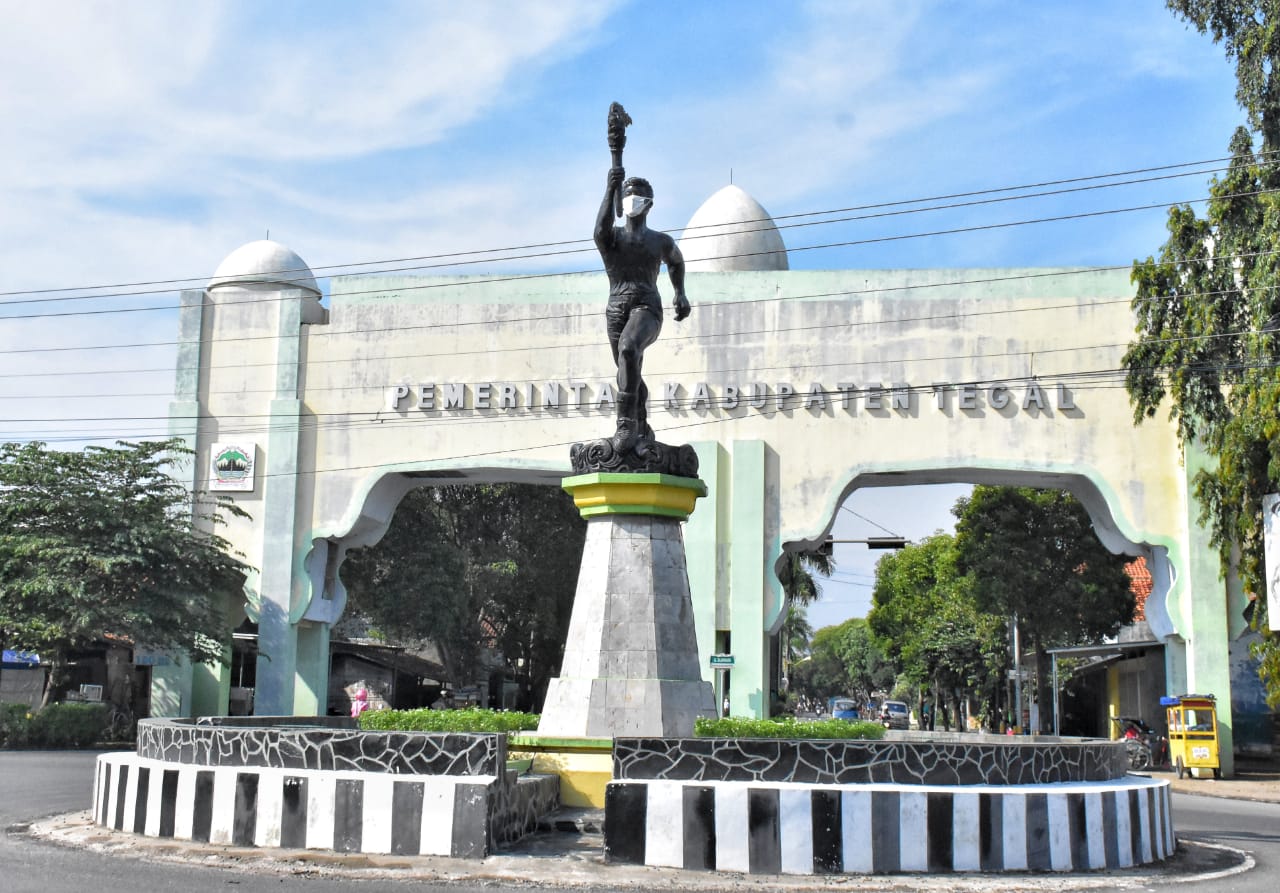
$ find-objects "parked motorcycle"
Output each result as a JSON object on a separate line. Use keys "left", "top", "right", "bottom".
{"left": 1111, "top": 716, "right": 1167, "bottom": 771}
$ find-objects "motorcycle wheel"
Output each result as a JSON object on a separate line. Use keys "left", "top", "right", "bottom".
{"left": 1175, "top": 756, "right": 1185, "bottom": 780}
{"left": 1126, "top": 740, "right": 1151, "bottom": 771}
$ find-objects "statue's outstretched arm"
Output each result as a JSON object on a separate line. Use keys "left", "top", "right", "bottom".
{"left": 666, "top": 238, "right": 690, "bottom": 321}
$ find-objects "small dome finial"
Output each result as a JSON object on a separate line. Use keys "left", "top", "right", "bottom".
{"left": 678, "top": 185, "right": 789, "bottom": 272}
{"left": 208, "top": 239, "right": 320, "bottom": 296}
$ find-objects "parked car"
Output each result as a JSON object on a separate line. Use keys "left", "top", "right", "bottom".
{"left": 880, "top": 700, "right": 910, "bottom": 730}
{"left": 830, "top": 698, "right": 859, "bottom": 721}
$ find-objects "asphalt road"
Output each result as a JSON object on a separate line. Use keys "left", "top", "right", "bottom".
{"left": 1164, "top": 790, "right": 1280, "bottom": 892}
{"left": 0, "top": 750, "right": 461, "bottom": 892}
{"left": 2, "top": 750, "right": 1278, "bottom": 891}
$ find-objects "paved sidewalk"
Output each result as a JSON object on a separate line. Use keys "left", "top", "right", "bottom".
{"left": 1142, "top": 756, "right": 1280, "bottom": 803}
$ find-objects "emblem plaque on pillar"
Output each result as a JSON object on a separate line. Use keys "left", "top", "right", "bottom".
{"left": 540, "top": 105, "right": 715, "bottom": 738}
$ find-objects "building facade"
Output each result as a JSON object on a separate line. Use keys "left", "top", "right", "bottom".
{"left": 157, "top": 187, "right": 1263, "bottom": 772}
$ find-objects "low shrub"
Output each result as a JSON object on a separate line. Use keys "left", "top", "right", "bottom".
{"left": 0, "top": 702, "right": 109, "bottom": 748}
{"left": 30, "top": 702, "right": 110, "bottom": 747}
{"left": 695, "top": 716, "right": 887, "bottom": 740}
{"left": 358, "top": 707, "right": 540, "bottom": 735}
{"left": 0, "top": 703, "right": 33, "bottom": 747}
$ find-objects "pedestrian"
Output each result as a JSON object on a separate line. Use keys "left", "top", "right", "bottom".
{"left": 350, "top": 688, "right": 370, "bottom": 719}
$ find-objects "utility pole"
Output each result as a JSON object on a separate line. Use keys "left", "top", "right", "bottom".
{"left": 1012, "top": 613, "right": 1023, "bottom": 734}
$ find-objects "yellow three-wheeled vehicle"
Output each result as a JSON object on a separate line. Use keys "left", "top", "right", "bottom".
{"left": 1163, "top": 694, "right": 1221, "bottom": 779}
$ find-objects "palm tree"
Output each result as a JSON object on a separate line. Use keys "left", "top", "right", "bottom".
{"left": 780, "top": 604, "right": 813, "bottom": 670}
{"left": 778, "top": 548, "right": 835, "bottom": 606}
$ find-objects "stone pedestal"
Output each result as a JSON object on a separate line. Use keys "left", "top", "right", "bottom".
{"left": 538, "top": 474, "right": 716, "bottom": 738}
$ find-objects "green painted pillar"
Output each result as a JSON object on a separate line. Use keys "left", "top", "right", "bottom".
{"left": 729, "top": 440, "right": 768, "bottom": 718}
{"left": 149, "top": 659, "right": 191, "bottom": 717}
{"left": 687, "top": 442, "right": 725, "bottom": 689}
{"left": 254, "top": 293, "right": 308, "bottom": 716}
{"left": 294, "top": 621, "right": 330, "bottom": 716}
{"left": 155, "top": 288, "right": 209, "bottom": 719}
{"left": 190, "top": 654, "right": 230, "bottom": 718}
{"left": 1183, "top": 443, "right": 1235, "bottom": 776}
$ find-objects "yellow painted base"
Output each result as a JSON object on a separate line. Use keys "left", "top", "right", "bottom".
{"left": 521, "top": 751, "right": 613, "bottom": 808}
{"left": 509, "top": 735, "right": 615, "bottom": 808}
{"left": 562, "top": 472, "right": 706, "bottom": 520}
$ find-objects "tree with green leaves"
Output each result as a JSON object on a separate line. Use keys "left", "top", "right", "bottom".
{"left": 952, "top": 487, "right": 1134, "bottom": 731}
{"left": 1123, "top": 0, "right": 1280, "bottom": 705}
{"left": 868, "top": 533, "right": 1007, "bottom": 730}
{"left": 829, "top": 617, "right": 897, "bottom": 707}
{"left": 771, "top": 547, "right": 837, "bottom": 713}
{"left": 338, "top": 487, "right": 475, "bottom": 686}
{"left": 780, "top": 603, "right": 813, "bottom": 677}
{"left": 777, "top": 548, "right": 835, "bottom": 606}
{"left": 788, "top": 617, "right": 893, "bottom": 711}
{"left": 340, "top": 483, "right": 585, "bottom": 710}
{"left": 788, "top": 622, "right": 852, "bottom": 707}
{"left": 459, "top": 484, "right": 586, "bottom": 709}
{"left": 0, "top": 439, "right": 250, "bottom": 705}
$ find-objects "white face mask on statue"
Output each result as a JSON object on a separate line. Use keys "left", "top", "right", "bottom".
{"left": 622, "top": 194, "right": 651, "bottom": 218}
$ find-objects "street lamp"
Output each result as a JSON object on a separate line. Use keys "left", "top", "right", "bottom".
{"left": 819, "top": 536, "right": 909, "bottom": 555}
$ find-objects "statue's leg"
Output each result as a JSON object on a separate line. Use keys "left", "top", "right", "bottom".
{"left": 616, "top": 309, "right": 660, "bottom": 393}
{"left": 613, "top": 309, "right": 661, "bottom": 451}
{"left": 637, "top": 378, "right": 653, "bottom": 440}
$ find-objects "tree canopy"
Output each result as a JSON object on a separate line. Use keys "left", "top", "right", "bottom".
{"left": 868, "top": 533, "right": 1007, "bottom": 729}
{"left": 1122, "top": 0, "right": 1280, "bottom": 702}
{"left": 0, "top": 440, "right": 250, "bottom": 702}
{"left": 340, "top": 483, "right": 585, "bottom": 710}
{"left": 789, "top": 616, "right": 895, "bottom": 710}
{"left": 952, "top": 486, "right": 1134, "bottom": 730}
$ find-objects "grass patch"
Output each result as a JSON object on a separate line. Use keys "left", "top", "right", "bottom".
{"left": 695, "top": 716, "right": 886, "bottom": 739}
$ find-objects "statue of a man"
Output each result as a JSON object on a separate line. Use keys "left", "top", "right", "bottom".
{"left": 594, "top": 165, "right": 689, "bottom": 453}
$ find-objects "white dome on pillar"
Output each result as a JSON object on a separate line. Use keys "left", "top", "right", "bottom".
{"left": 208, "top": 239, "right": 321, "bottom": 296}
{"left": 678, "top": 185, "right": 789, "bottom": 272}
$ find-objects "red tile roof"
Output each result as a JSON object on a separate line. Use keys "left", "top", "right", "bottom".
{"left": 1126, "top": 558, "right": 1152, "bottom": 621}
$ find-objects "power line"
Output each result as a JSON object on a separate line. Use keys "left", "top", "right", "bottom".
{"left": 0, "top": 183, "right": 1269, "bottom": 325}
{"left": 0, "top": 270, "right": 1265, "bottom": 396}
{"left": 0, "top": 152, "right": 1262, "bottom": 304}
{"left": 839, "top": 506, "right": 902, "bottom": 537}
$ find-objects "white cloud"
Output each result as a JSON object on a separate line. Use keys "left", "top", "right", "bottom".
{"left": 0, "top": 0, "right": 1247, "bottom": 453}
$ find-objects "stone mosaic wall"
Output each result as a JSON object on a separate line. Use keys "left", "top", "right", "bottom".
{"left": 492, "top": 769, "right": 561, "bottom": 845}
{"left": 136, "top": 718, "right": 503, "bottom": 776}
{"left": 613, "top": 737, "right": 1128, "bottom": 785}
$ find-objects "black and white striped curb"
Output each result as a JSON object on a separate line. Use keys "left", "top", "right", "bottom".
{"left": 94, "top": 753, "right": 556, "bottom": 857}
{"left": 605, "top": 777, "right": 1173, "bottom": 874}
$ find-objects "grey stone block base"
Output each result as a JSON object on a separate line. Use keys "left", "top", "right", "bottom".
{"left": 539, "top": 514, "right": 715, "bottom": 738}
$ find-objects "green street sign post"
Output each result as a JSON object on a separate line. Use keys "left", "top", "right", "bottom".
{"left": 710, "top": 654, "right": 734, "bottom": 718}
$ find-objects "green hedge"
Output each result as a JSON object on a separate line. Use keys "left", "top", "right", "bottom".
{"left": 0, "top": 702, "right": 110, "bottom": 748}
{"left": 358, "top": 707, "right": 540, "bottom": 734}
{"left": 355, "top": 708, "right": 884, "bottom": 741}
{"left": 695, "top": 716, "right": 887, "bottom": 739}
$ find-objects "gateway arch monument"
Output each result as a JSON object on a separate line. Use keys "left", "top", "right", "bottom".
{"left": 161, "top": 181, "right": 1251, "bottom": 772}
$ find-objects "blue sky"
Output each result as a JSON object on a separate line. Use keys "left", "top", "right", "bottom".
{"left": 0, "top": 1, "right": 1245, "bottom": 628}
